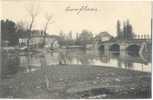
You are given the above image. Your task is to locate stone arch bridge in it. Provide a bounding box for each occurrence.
[95,39,151,55]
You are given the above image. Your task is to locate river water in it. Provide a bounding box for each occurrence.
[1,48,151,79]
[0,48,151,98]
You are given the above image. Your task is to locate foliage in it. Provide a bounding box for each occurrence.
[77,30,93,45]
[116,20,135,40]
[1,19,19,46]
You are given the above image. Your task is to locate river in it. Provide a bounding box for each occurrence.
[1,48,151,79]
[0,48,151,98]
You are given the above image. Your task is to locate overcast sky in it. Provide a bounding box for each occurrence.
[1,0,152,36]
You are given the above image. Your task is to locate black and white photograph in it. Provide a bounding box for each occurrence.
[0,0,152,99]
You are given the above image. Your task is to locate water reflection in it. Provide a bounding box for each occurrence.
[1,52,20,79]
[1,48,151,79]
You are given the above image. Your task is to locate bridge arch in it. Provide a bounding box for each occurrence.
[109,44,120,51]
[126,44,140,56]
[98,45,105,51]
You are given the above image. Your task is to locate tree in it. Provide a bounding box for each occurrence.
[43,13,54,46]
[126,20,134,40]
[75,32,79,40]
[26,4,39,31]
[78,30,93,45]
[26,3,39,49]
[43,14,54,36]
[123,21,127,40]
[79,30,93,41]
[68,31,73,40]
[117,20,123,39]
[16,21,29,38]
[59,30,65,40]
[1,19,19,46]
[25,3,39,73]
[16,21,27,32]
[123,20,134,40]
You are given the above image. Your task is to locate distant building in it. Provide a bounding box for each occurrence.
[19,31,64,49]
[18,30,43,48]
[19,38,28,47]
[94,32,113,42]
[29,36,43,48]
[45,35,62,49]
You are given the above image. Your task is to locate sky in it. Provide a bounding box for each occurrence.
[1,0,152,37]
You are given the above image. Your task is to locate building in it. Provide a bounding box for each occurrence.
[95,32,113,42]
[29,36,43,48]
[19,38,28,47]
[45,35,63,49]
[18,30,44,49]
[18,29,63,49]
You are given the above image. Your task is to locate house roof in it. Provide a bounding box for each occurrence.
[98,32,113,37]
[94,31,113,41]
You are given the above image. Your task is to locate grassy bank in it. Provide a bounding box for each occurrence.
[0,65,151,99]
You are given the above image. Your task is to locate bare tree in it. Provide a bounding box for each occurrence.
[59,30,65,39]
[26,5,39,31]
[68,31,73,40]
[44,14,54,35]
[26,4,39,72]
[40,13,55,89]
[43,13,54,46]
[26,3,40,48]
[16,21,29,32]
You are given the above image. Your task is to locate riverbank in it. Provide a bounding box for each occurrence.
[0,64,151,99]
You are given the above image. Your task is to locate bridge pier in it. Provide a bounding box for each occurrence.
[104,45,110,51]
[139,42,149,56]
[120,43,128,51]
[95,42,109,51]
[104,45,110,54]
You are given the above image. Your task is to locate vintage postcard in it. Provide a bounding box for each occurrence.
[0,0,152,99]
